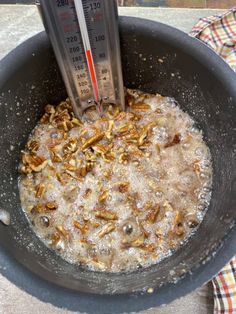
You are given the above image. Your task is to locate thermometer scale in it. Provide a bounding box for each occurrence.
[37,0,124,117]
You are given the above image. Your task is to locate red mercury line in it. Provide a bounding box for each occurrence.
[74,0,101,110]
[86,49,99,104]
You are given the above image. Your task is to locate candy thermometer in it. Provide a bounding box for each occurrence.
[37,0,124,117]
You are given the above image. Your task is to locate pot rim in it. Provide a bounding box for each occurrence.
[0,17,235,313]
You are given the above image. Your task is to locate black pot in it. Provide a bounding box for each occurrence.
[0,17,235,313]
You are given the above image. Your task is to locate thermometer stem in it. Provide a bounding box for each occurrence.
[74,0,101,109]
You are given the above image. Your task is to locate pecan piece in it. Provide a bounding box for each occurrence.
[105,120,114,140]
[140,243,156,253]
[31,204,45,214]
[172,211,185,236]
[63,138,78,154]
[56,225,69,238]
[45,104,55,114]
[165,133,181,148]
[23,153,48,172]
[114,182,130,193]
[130,103,151,112]
[35,184,46,198]
[82,132,104,151]
[45,202,58,210]
[98,222,115,238]
[122,234,145,247]
[92,143,109,155]
[98,189,109,203]
[27,140,39,153]
[95,209,118,221]
[73,221,89,235]
[51,151,63,163]
[146,205,160,223]
[83,188,92,199]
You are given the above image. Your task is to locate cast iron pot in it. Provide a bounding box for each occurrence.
[0,17,235,313]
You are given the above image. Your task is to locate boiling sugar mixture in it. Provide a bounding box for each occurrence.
[19,89,212,272]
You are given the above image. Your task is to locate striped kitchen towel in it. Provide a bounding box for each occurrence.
[191,8,236,314]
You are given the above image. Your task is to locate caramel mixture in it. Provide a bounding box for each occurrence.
[19,89,212,272]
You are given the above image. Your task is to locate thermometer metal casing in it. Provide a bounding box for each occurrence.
[37,0,124,117]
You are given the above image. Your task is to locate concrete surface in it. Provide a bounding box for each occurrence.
[0,5,223,314]
[0,6,225,60]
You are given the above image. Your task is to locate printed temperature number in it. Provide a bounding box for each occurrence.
[66,36,78,43]
[72,56,83,62]
[74,64,84,70]
[69,46,80,53]
[81,88,90,95]
[95,35,105,42]
[78,81,88,87]
[56,0,69,7]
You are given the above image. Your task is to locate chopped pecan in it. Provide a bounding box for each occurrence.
[92,143,109,155]
[45,104,55,114]
[56,225,69,238]
[140,243,156,253]
[114,111,126,121]
[98,189,109,203]
[103,170,112,179]
[51,151,63,163]
[73,221,88,235]
[63,138,78,154]
[22,153,48,172]
[122,234,145,248]
[103,152,115,162]
[83,188,92,199]
[50,232,61,245]
[165,133,181,148]
[27,140,39,153]
[118,153,129,164]
[172,211,185,236]
[20,165,32,174]
[146,205,160,223]
[126,94,135,107]
[105,120,114,140]
[31,204,45,214]
[72,117,83,127]
[56,172,66,185]
[155,229,164,239]
[86,220,100,228]
[116,123,133,135]
[193,161,201,175]
[95,209,118,221]
[138,123,155,146]
[114,182,130,193]
[40,113,49,124]
[98,222,115,238]
[35,184,46,198]
[46,202,58,210]
[156,143,161,153]
[82,132,104,151]
[130,103,151,112]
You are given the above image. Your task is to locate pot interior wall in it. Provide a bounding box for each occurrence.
[0,17,235,295]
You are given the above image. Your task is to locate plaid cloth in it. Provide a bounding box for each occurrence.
[191,7,236,72]
[191,8,236,314]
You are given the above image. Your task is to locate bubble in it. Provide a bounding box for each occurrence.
[195,147,204,157]
[200,159,211,169]
[189,127,199,134]
[50,132,59,139]
[182,142,191,150]
[203,187,211,193]
[156,191,163,198]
